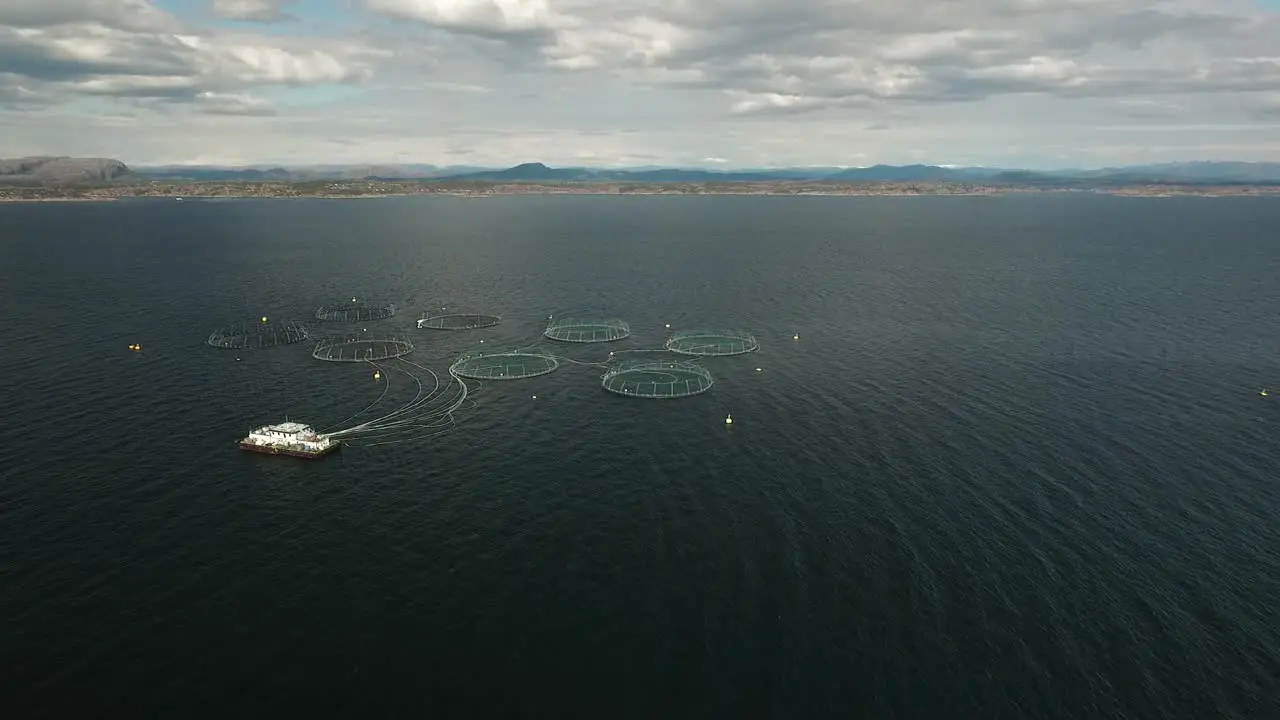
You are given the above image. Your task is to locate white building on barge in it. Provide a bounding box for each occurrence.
[239,421,339,459]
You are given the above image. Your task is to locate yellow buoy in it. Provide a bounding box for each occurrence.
[374,371,381,380]
[725,414,733,425]
[261,316,268,323]
[756,367,762,372]
[793,334,799,341]
[1262,389,1269,397]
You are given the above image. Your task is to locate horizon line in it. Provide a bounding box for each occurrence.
[119,158,1276,172]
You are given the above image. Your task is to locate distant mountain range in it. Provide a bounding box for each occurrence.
[6,157,1280,185]
[135,160,1280,185]
[434,162,790,183]
[131,163,489,181]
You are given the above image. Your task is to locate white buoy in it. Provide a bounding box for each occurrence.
[665,323,670,328]
[725,414,733,425]
[532,395,537,399]
[756,367,762,372]
[793,334,799,340]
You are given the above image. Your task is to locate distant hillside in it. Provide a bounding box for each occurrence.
[822,161,1280,184]
[20,157,1280,186]
[1062,162,1280,184]
[138,166,297,181]
[824,164,1003,182]
[135,163,487,181]
[985,162,1280,186]
[0,156,132,184]
[437,161,1029,183]
[436,162,800,182]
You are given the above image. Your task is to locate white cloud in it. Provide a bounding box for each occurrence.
[2,0,1280,167]
[364,0,566,35]
[0,0,178,32]
[0,4,383,104]
[210,1,297,24]
[194,91,275,115]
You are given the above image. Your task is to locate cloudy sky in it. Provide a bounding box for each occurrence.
[1,0,1278,169]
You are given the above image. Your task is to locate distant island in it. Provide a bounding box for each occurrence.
[3,158,1280,201]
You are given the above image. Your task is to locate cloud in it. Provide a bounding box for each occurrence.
[364,1,1280,111]
[210,1,298,24]
[3,0,1280,167]
[1254,94,1280,120]
[0,73,49,108]
[364,0,565,36]
[1115,98,1183,118]
[0,2,383,106]
[193,91,275,115]
[0,0,178,32]
[418,80,492,93]
[726,91,864,117]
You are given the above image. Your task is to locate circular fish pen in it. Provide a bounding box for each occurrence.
[601,359,713,399]
[206,320,310,350]
[449,348,559,380]
[544,317,631,343]
[665,329,759,356]
[314,300,397,323]
[312,334,414,362]
[417,313,502,330]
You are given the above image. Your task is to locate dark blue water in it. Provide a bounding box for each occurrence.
[3,195,1280,718]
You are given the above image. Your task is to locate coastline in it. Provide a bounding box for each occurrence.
[3,179,1279,202]
[0,196,120,202]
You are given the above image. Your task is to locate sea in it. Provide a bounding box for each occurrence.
[2,194,1279,718]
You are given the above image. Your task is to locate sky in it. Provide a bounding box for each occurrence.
[1,0,1278,169]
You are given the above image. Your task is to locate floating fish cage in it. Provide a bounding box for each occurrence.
[543,317,631,343]
[449,348,559,380]
[665,329,759,356]
[206,320,310,350]
[417,313,502,330]
[314,301,396,323]
[312,334,414,362]
[601,359,713,399]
